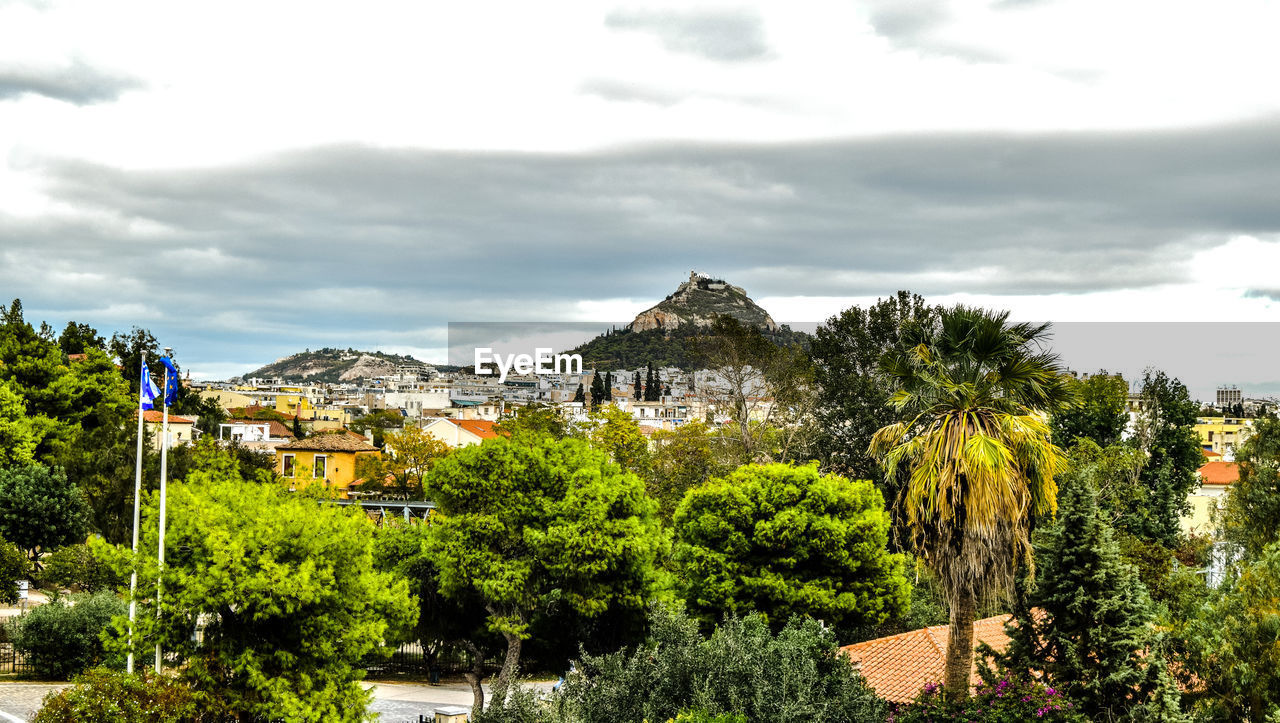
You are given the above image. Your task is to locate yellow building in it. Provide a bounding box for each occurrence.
[200,389,256,411]
[1194,417,1254,459]
[274,391,316,420]
[1181,461,1237,535]
[274,433,380,499]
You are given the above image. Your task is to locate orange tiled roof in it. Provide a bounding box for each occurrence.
[139,410,194,424]
[1199,461,1239,486]
[838,614,1014,703]
[453,419,499,440]
[1201,449,1222,460]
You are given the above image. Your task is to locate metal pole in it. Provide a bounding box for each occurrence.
[155,348,172,673]
[126,356,147,674]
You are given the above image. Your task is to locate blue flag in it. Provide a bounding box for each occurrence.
[159,356,179,406]
[140,361,161,411]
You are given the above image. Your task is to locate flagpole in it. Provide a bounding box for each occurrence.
[155,347,172,674]
[126,356,148,674]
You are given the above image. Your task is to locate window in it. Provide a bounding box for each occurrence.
[314,455,327,479]
[282,454,295,478]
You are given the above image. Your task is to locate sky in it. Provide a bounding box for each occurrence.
[2,0,1279,398]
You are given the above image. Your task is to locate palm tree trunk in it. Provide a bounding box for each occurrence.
[944,590,977,701]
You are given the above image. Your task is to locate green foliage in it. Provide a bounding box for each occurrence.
[0,378,40,467]
[673,463,909,632]
[1058,439,1146,531]
[120,475,415,722]
[108,326,158,395]
[648,420,725,520]
[588,403,652,476]
[34,667,202,723]
[1130,369,1203,546]
[0,463,90,559]
[809,290,939,481]
[891,677,1076,723]
[7,592,126,679]
[351,408,403,447]
[569,323,811,371]
[550,604,886,723]
[986,477,1159,720]
[497,403,576,440]
[0,536,30,604]
[1220,414,1280,558]
[1182,543,1280,721]
[425,435,666,692]
[1049,372,1129,448]
[39,540,127,593]
[672,711,748,723]
[57,321,104,356]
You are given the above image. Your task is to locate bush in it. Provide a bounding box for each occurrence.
[555,604,887,723]
[889,678,1076,723]
[39,541,126,593]
[672,711,748,723]
[0,536,29,604]
[34,667,202,722]
[8,592,126,679]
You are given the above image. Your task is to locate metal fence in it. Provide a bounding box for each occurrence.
[0,642,33,675]
[363,641,483,678]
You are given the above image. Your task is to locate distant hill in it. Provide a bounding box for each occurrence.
[242,348,431,383]
[567,272,808,370]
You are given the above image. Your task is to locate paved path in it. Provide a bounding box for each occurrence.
[0,679,555,721]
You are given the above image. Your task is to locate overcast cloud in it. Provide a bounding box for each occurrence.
[1,0,1279,393]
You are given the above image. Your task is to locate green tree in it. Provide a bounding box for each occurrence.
[0,536,29,604]
[648,420,723,520]
[1220,414,1280,558]
[354,425,451,498]
[1049,371,1129,448]
[424,435,665,697]
[574,383,586,404]
[673,463,909,632]
[1183,542,1280,721]
[0,464,91,563]
[633,371,642,401]
[350,408,402,447]
[809,290,938,480]
[590,370,606,410]
[40,540,127,593]
[121,475,415,722]
[0,378,40,468]
[604,371,613,401]
[107,326,159,396]
[58,321,104,355]
[588,403,652,476]
[495,403,574,440]
[869,306,1073,700]
[1130,370,1203,546]
[986,476,1159,719]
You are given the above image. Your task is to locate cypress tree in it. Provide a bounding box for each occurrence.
[589,372,605,411]
[573,383,585,404]
[633,371,642,401]
[988,475,1158,720]
[604,372,613,401]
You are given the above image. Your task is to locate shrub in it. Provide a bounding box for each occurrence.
[39,541,126,593]
[34,667,202,722]
[889,678,1076,723]
[672,711,748,723]
[0,535,29,604]
[556,604,887,723]
[7,592,126,679]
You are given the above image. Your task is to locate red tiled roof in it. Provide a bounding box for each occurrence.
[1199,461,1239,486]
[1201,449,1222,459]
[139,410,194,424]
[838,614,1014,703]
[453,419,499,440]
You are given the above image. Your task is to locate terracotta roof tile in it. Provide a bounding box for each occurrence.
[227,419,296,439]
[1199,461,1239,486]
[444,419,499,439]
[838,614,1013,703]
[277,433,378,452]
[138,410,194,424]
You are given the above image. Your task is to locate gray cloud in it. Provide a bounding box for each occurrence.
[865,0,1005,63]
[0,58,143,105]
[578,77,784,109]
[604,8,769,61]
[7,117,1280,374]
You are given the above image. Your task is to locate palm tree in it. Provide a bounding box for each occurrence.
[869,306,1074,700]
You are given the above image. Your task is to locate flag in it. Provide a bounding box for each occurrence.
[140,361,161,411]
[159,356,179,406]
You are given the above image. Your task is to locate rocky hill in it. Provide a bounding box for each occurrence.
[568,272,806,370]
[630,271,778,332]
[242,348,431,383]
